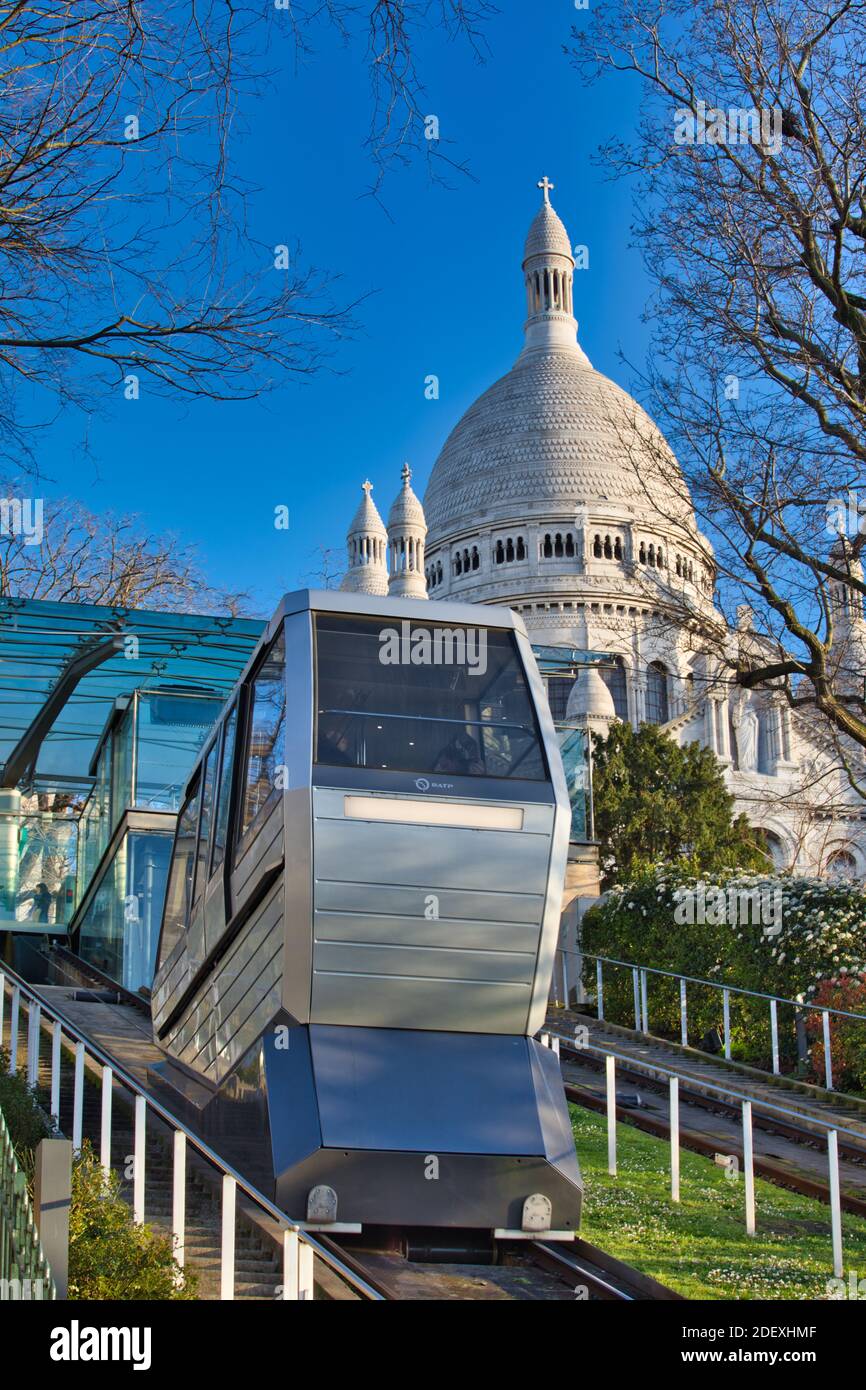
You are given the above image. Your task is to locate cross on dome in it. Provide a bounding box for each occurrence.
[537,175,555,205]
[362,479,373,496]
[401,462,412,486]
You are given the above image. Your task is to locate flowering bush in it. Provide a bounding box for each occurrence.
[805,975,866,1093]
[580,867,866,1083]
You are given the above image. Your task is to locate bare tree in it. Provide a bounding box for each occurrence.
[0,2,492,459]
[0,484,248,613]
[568,0,866,782]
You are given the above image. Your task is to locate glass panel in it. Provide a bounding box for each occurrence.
[193,743,218,903]
[241,631,286,835]
[158,778,201,967]
[134,691,223,813]
[78,828,173,993]
[111,703,135,826]
[314,614,547,780]
[0,810,78,926]
[211,705,238,873]
[556,725,589,842]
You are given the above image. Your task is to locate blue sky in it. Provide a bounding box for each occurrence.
[38,4,651,618]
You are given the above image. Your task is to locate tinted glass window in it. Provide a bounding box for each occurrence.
[158,776,200,966]
[211,705,238,872]
[193,743,217,903]
[314,614,547,780]
[241,630,286,835]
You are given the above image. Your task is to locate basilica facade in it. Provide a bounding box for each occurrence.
[340,180,866,881]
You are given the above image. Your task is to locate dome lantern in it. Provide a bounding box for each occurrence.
[522,176,588,358]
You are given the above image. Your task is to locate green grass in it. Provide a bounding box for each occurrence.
[571,1103,866,1299]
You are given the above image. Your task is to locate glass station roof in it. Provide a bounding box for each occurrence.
[0,597,266,783]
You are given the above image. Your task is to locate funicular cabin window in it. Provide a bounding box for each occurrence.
[159,774,201,966]
[313,613,547,780]
[194,742,218,903]
[241,630,287,837]
[211,705,238,872]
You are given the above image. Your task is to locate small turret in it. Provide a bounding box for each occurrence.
[387,463,428,599]
[340,480,389,596]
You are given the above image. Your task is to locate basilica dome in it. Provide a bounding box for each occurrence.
[423,180,696,547]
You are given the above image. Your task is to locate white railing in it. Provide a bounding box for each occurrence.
[553,947,866,1093]
[540,1025,857,1279]
[0,965,383,1303]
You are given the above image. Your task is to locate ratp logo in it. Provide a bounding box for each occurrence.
[415,777,430,791]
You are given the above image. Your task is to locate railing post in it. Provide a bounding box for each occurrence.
[679,977,687,1047]
[9,984,20,1073]
[50,1021,62,1127]
[596,959,604,1021]
[26,1000,41,1087]
[299,1240,314,1300]
[100,1067,113,1176]
[561,952,569,1009]
[670,1076,680,1203]
[606,1054,617,1177]
[632,967,640,1032]
[133,1095,146,1224]
[0,971,5,1052]
[640,969,649,1034]
[221,1174,236,1301]
[770,998,780,1075]
[828,1131,843,1279]
[742,1100,756,1236]
[823,1011,833,1091]
[72,1041,85,1152]
[723,989,731,1061]
[282,1227,300,1300]
[33,1137,72,1300]
[172,1130,186,1273]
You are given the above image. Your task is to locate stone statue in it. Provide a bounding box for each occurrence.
[732,693,759,772]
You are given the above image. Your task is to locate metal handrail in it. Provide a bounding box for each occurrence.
[567,948,866,1025]
[546,1024,866,1147]
[0,962,383,1301]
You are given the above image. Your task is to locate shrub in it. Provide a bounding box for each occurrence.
[581,868,866,1077]
[0,1046,53,1160]
[805,975,866,1093]
[68,1143,197,1301]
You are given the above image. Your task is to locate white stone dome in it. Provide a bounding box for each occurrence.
[424,346,695,540]
[566,667,617,722]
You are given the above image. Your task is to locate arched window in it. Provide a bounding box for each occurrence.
[454,553,462,576]
[648,543,656,566]
[506,537,515,562]
[543,533,553,558]
[437,561,443,585]
[614,537,623,560]
[554,533,564,557]
[639,542,647,564]
[656,547,664,568]
[495,540,504,564]
[516,537,526,560]
[471,546,480,570]
[762,830,789,873]
[603,535,613,559]
[565,534,575,557]
[827,850,857,881]
[600,656,629,721]
[645,661,669,723]
[593,535,602,559]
